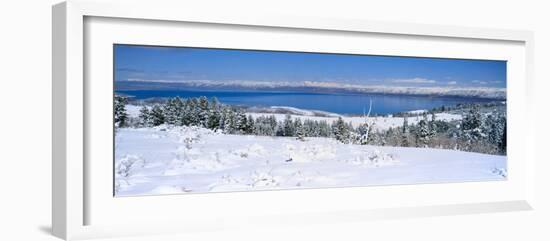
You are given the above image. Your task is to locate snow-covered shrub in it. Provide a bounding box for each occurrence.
[250,170,279,188]
[115,155,145,178]
[346,149,396,167]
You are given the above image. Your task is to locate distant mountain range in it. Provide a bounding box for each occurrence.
[115,79,506,100]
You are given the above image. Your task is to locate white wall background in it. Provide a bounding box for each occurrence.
[0,0,548,240]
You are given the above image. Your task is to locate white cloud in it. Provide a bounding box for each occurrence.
[447,81,457,85]
[391,78,437,84]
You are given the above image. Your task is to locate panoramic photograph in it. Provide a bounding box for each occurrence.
[113,44,507,197]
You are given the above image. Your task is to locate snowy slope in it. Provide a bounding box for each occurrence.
[115,126,506,196]
[265,106,342,117]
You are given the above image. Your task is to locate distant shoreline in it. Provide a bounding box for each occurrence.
[115,80,507,100]
[117,90,504,116]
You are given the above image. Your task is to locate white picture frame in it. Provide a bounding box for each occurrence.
[52,0,536,240]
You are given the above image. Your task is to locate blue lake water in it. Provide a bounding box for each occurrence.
[116,89,494,115]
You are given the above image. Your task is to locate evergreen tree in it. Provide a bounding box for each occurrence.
[318,120,331,137]
[428,112,437,145]
[283,114,295,137]
[295,119,305,141]
[371,131,385,146]
[332,117,350,143]
[181,98,199,126]
[252,115,278,136]
[415,112,431,147]
[275,122,285,136]
[180,99,192,126]
[138,106,152,127]
[357,123,371,145]
[149,104,165,126]
[245,115,255,134]
[268,115,278,135]
[188,98,201,126]
[303,119,317,137]
[234,110,248,134]
[114,95,129,128]
[460,105,484,150]
[198,96,210,127]
[484,113,506,154]
[207,97,221,130]
[500,122,507,154]
[430,112,438,134]
[221,106,236,134]
[163,97,184,125]
[385,127,401,146]
[401,116,409,147]
[253,116,274,136]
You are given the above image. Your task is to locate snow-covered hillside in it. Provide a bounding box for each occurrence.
[115,126,506,196]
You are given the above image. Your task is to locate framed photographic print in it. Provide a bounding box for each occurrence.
[113,45,508,196]
[52,0,535,240]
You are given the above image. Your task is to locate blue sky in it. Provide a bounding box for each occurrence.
[114,44,506,88]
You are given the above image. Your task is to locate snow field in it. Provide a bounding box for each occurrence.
[115,125,505,196]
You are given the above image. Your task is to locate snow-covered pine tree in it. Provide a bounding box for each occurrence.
[460,105,484,150]
[385,127,400,146]
[234,110,248,134]
[245,115,255,134]
[318,120,331,137]
[484,113,506,154]
[294,118,305,141]
[415,112,431,147]
[303,119,316,137]
[430,112,438,133]
[198,96,210,128]
[371,131,384,146]
[149,104,165,126]
[401,115,409,147]
[188,98,201,126]
[428,111,437,145]
[138,105,152,127]
[366,123,377,144]
[222,106,236,134]
[283,114,295,137]
[163,97,184,125]
[357,123,370,145]
[114,95,129,128]
[252,116,270,136]
[207,97,221,130]
[180,99,189,126]
[332,117,350,144]
[500,121,507,154]
[275,121,285,136]
[267,115,278,136]
[313,120,323,137]
[180,98,199,126]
